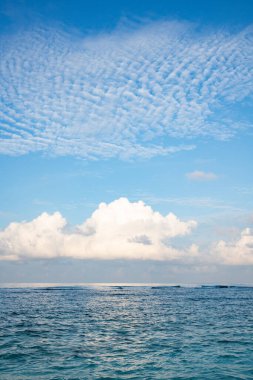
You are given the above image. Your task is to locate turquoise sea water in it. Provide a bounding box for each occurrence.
[0,284,253,379]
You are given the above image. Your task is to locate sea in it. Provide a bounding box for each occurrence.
[0,284,253,379]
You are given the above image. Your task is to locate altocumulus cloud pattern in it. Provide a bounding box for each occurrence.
[0,21,253,159]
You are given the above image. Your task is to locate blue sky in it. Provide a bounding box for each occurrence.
[0,0,253,283]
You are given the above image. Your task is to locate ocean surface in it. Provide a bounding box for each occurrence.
[0,284,253,379]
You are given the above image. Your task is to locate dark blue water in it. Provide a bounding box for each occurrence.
[0,284,253,379]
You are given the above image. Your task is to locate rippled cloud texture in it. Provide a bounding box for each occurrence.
[0,21,253,158]
[0,198,252,264]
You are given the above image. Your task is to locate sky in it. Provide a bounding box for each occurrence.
[0,0,253,283]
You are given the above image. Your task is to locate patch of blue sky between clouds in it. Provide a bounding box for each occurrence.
[0,20,253,159]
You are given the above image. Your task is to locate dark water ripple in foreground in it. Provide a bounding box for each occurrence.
[0,285,253,379]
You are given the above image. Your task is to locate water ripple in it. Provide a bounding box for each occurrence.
[0,286,253,379]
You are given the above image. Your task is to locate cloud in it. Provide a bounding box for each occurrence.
[186,171,218,181]
[0,21,253,159]
[214,227,253,265]
[137,194,240,211]
[1,197,252,265]
[0,198,197,261]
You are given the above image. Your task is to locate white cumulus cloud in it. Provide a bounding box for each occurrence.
[0,198,197,261]
[186,170,218,181]
[214,227,253,265]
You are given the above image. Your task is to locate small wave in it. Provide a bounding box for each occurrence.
[151,285,181,289]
